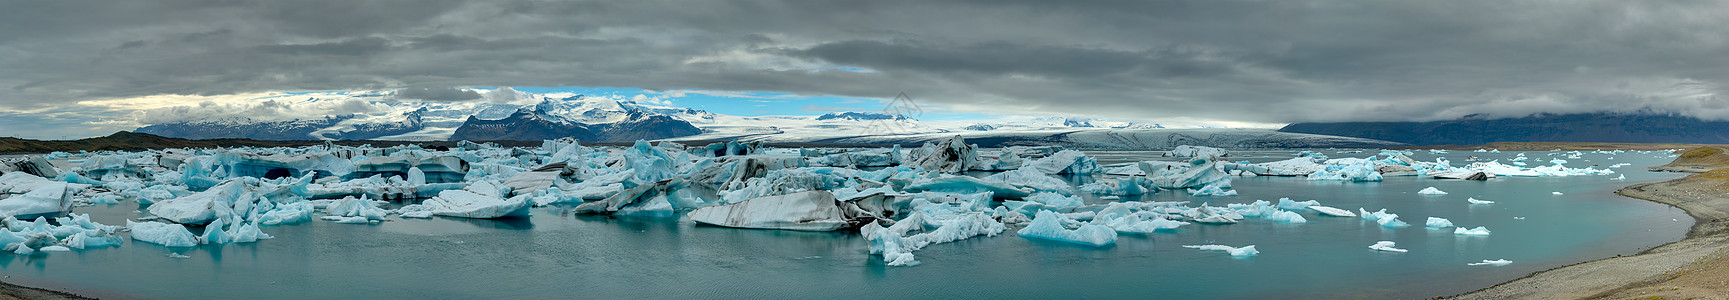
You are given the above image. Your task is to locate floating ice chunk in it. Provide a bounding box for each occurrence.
[1277,198,1319,210]
[1266,210,1307,223]
[1147,158,1232,189]
[1468,259,1512,266]
[1183,244,1258,257]
[166,253,191,259]
[320,216,372,224]
[1552,192,1564,195]
[1308,160,1382,182]
[39,245,69,252]
[199,218,232,244]
[1188,183,1237,196]
[126,220,198,247]
[63,231,124,249]
[1025,150,1101,175]
[1417,187,1448,195]
[1164,145,1228,159]
[1192,215,1239,224]
[983,167,1078,195]
[326,197,388,220]
[904,175,1033,199]
[147,180,253,225]
[1467,198,1494,205]
[688,191,856,231]
[1024,192,1084,208]
[1454,226,1492,236]
[1359,208,1409,228]
[1426,217,1455,228]
[1611,174,1626,180]
[227,221,271,243]
[1018,210,1116,247]
[421,190,532,219]
[1229,157,1323,176]
[0,182,71,218]
[258,201,315,225]
[1368,241,1407,252]
[1308,205,1355,217]
[911,135,979,174]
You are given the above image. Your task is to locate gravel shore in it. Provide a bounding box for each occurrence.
[0,281,92,300]
[1449,170,1729,300]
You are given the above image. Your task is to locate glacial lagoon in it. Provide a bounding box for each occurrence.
[0,149,1692,299]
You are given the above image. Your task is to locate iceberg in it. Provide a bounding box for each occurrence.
[1308,205,1355,217]
[1417,187,1447,195]
[420,190,532,219]
[1276,198,1319,210]
[862,212,1005,266]
[1552,192,1564,195]
[1308,160,1382,182]
[1265,210,1307,223]
[1147,158,1231,189]
[126,220,198,247]
[904,175,1032,199]
[1024,150,1102,175]
[910,136,979,174]
[1469,259,1512,266]
[1425,217,1455,228]
[1359,208,1409,228]
[1164,145,1228,159]
[1227,157,1324,176]
[1017,210,1116,247]
[326,197,389,220]
[688,191,858,231]
[1454,226,1492,236]
[1183,244,1258,257]
[1467,198,1494,205]
[1187,183,1236,196]
[1368,241,1407,252]
[0,181,71,218]
[258,201,315,225]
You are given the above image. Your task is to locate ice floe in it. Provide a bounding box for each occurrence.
[1368,241,1407,252]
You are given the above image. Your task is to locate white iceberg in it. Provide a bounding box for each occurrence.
[420,190,532,219]
[1425,217,1454,228]
[1467,198,1494,205]
[1265,210,1307,223]
[1552,192,1564,195]
[1469,259,1512,266]
[126,220,198,247]
[1183,244,1258,257]
[1308,205,1356,217]
[0,181,71,218]
[1369,241,1407,252]
[1018,210,1116,247]
[1454,226,1492,236]
[1417,187,1448,195]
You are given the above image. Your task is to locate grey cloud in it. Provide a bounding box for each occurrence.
[2,0,1728,139]
[395,86,483,102]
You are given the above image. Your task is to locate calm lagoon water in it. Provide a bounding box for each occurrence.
[0,150,1692,299]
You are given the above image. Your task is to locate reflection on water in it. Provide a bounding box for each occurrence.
[0,150,1696,299]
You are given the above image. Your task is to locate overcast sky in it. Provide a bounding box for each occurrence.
[2,0,1726,139]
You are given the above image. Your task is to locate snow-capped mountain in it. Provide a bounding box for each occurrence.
[127,91,1394,148]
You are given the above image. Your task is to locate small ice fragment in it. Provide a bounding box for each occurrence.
[1610,175,1626,181]
[1308,205,1355,217]
[1426,217,1454,229]
[1454,226,1492,236]
[39,246,70,252]
[1514,217,1526,220]
[166,253,191,259]
[1468,259,1512,266]
[1368,241,1407,253]
[1417,187,1447,195]
[1467,198,1494,205]
[1183,244,1259,257]
[320,216,373,224]
[1552,192,1564,195]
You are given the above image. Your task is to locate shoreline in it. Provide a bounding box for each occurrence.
[0,280,93,300]
[1449,173,1729,299]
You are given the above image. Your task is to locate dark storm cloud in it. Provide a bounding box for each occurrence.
[3,0,1728,138]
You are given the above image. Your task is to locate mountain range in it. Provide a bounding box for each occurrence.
[1279,113,1729,145]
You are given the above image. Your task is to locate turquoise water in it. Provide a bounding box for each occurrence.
[0,150,1692,299]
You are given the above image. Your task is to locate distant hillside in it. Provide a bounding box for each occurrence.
[1279,113,1729,145]
[0,132,544,154]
